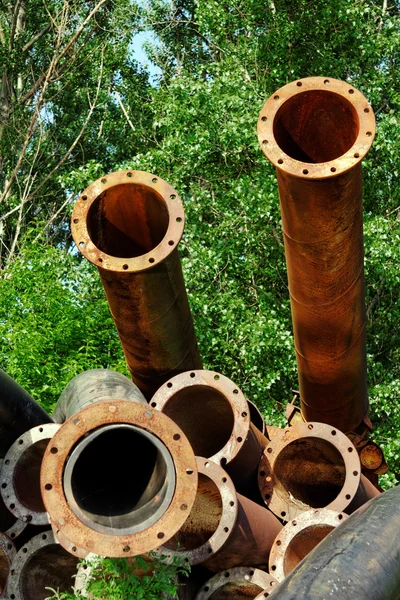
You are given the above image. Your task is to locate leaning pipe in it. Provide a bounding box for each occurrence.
[258,77,375,433]
[266,484,400,600]
[0,369,52,458]
[71,171,203,399]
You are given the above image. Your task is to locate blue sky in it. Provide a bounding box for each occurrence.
[130,31,162,84]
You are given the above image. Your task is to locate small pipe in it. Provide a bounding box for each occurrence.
[160,457,282,571]
[268,508,347,581]
[195,567,279,600]
[71,171,202,399]
[41,400,198,557]
[258,77,375,433]
[5,530,79,600]
[0,369,52,458]
[151,371,268,491]
[266,485,400,600]
[0,533,16,597]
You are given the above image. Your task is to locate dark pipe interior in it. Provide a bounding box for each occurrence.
[164,473,222,551]
[14,439,49,513]
[20,543,79,600]
[161,386,234,457]
[0,494,17,531]
[87,183,169,258]
[67,425,174,532]
[210,582,263,600]
[0,550,10,593]
[284,524,334,575]
[274,438,346,508]
[273,90,359,163]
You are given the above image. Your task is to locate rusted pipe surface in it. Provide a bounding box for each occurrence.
[246,400,266,436]
[258,77,375,433]
[71,171,202,399]
[195,567,279,600]
[345,472,380,514]
[268,508,347,581]
[258,423,361,521]
[160,457,281,571]
[151,371,268,489]
[6,530,79,600]
[1,424,60,526]
[0,533,16,596]
[41,400,197,557]
[52,369,146,423]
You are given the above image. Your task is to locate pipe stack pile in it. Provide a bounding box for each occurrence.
[0,77,397,600]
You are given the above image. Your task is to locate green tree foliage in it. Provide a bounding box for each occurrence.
[0,0,399,486]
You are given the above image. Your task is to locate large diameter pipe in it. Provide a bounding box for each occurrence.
[160,457,282,571]
[71,171,202,399]
[195,567,279,600]
[0,369,52,458]
[266,484,400,600]
[257,77,375,433]
[41,400,197,557]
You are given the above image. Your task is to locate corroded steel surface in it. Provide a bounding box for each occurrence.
[345,473,380,514]
[0,532,16,596]
[71,171,202,399]
[1,424,60,526]
[160,457,282,571]
[258,77,375,433]
[40,400,198,557]
[268,508,347,581]
[246,399,266,436]
[195,567,279,600]
[151,371,268,489]
[258,423,361,521]
[6,530,79,600]
[52,369,147,422]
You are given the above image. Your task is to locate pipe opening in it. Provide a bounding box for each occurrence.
[284,524,334,574]
[20,544,79,600]
[14,439,49,512]
[273,90,359,163]
[87,183,169,258]
[209,582,263,600]
[274,438,346,508]
[0,550,10,594]
[64,424,176,535]
[162,386,235,457]
[164,473,222,551]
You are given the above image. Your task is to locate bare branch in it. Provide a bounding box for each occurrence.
[22,22,51,52]
[115,91,135,132]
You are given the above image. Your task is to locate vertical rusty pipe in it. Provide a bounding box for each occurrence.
[258,77,375,432]
[71,171,202,399]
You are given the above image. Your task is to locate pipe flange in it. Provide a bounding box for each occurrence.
[71,170,184,273]
[158,457,238,565]
[1,424,60,526]
[269,508,347,581]
[257,76,376,180]
[150,370,250,468]
[258,423,361,521]
[40,400,198,557]
[4,519,26,542]
[195,567,279,600]
[51,525,89,559]
[0,532,16,594]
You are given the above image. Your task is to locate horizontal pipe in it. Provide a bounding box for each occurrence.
[160,457,282,571]
[41,400,197,557]
[266,485,400,600]
[71,171,202,399]
[195,567,279,600]
[0,369,52,458]
[258,77,375,433]
[151,371,268,491]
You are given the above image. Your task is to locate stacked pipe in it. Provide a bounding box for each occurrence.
[0,76,395,600]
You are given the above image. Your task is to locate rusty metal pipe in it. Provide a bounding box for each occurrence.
[195,567,279,600]
[41,400,197,557]
[0,369,52,458]
[258,77,375,433]
[151,371,268,491]
[266,484,400,600]
[160,457,282,571]
[71,171,202,399]
[0,533,16,597]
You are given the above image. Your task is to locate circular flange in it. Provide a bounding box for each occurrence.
[150,370,251,468]
[1,424,60,526]
[158,456,238,565]
[269,508,347,581]
[258,423,361,521]
[71,170,184,273]
[0,532,16,594]
[258,77,375,180]
[195,567,279,600]
[40,400,198,557]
